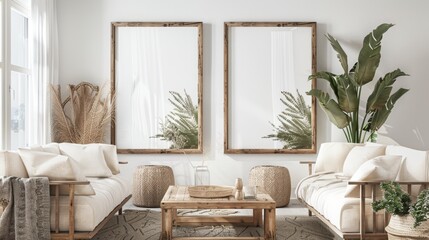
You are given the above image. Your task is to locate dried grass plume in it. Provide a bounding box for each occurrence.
[51,82,115,144]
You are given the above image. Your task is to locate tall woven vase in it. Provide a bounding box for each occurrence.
[386,215,429,239]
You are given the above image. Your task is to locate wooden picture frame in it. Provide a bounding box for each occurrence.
[111,22,203,154]
[224,22,317,154]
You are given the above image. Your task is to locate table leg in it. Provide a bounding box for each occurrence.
[173,209,177,225]
[253,209,262,227]
[264,208,276,240]
[161,208,173,240]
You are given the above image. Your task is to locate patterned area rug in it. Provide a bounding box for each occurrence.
[92,210,341,240]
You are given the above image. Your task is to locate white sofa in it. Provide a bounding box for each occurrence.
[296,142,429,240]
[0,143,132,239]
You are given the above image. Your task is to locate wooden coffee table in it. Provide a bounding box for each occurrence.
[160,185,276,240]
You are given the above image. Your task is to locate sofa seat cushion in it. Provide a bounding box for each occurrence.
[296,172,385,233]
[50,175,131,232]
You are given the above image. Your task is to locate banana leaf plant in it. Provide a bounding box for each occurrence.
[307,23,409,143]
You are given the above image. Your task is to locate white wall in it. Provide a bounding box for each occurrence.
[56,0,429,193]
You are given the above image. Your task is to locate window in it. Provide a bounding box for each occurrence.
[1,0,31,150]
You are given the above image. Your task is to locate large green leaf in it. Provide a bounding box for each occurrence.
[355,23,394,86]
[326,34,348,74]
[309,71,339,99]
[367,88,409,131]
[307,89,349,128]
[366,69,408,112]
[337,75,358,112]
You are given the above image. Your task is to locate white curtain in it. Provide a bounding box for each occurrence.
[29,0,58,145]
[271,31,294,148]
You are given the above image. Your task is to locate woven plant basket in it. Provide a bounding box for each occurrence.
[386,215,429,240]
[133,165,175,207]
[249,165,291,207]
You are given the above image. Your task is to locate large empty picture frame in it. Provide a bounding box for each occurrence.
[111,22,203,154]
[224,22,317,154]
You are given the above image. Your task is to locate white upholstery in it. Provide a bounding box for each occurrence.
[96,144,120,175]
[50,175,130,231]
[0,151,29,178]
[18,149,95,195]
[1,143,129,234]
[29,143,61,154]
[342,146,386,177]
[386,145,429,196]
[59,143,113,177]
[386,145,429,181]
[298,143,429,234]
[296,173,385,233]
[314,142,362,173]
[344,155,403,198]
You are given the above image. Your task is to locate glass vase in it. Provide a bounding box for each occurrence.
[194,166,210,186]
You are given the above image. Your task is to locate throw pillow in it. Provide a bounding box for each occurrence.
[92,144,120,175]
[342,146,386,177]
[18,149,95,195]
[59,143,113,177]
[0,151,29,178]
[314,142,362,173]
[344,155,403,198]
[29,143,61,155]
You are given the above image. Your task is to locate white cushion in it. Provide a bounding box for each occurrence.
[342,146,386,177]
[18,149,95,196]
[296,172,385,232]
[344,155,403,198]
[0,151,28,177]
[93,144,120,175]
[386,145,429,196]
[59,143,112,177]
[30,143,61,155]
[314,142,362,173]
[50,175,130,231]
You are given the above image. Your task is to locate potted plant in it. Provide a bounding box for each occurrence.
[307,24,409,143]
[372,182,429,239]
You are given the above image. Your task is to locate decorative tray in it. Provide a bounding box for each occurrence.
[188,185,234,198]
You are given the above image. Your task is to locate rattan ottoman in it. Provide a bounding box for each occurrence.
[249,165,291,207]
[133,165,175,207]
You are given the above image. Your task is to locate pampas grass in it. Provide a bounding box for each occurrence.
[50,82,115,144]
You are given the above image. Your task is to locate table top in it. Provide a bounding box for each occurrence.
[161,185,275,209]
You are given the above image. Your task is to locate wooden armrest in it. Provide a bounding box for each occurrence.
[299,160,315,164]
[300,161,315,175]
[118,160,128,164]
[348,181,429,185]
[49,180,90,186]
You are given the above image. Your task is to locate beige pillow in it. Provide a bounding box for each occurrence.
[59,143,112,177]
[0,151,29,177]
[314,142,362,173]
[18,149,95,196]
[344,155,403,198]
[92,144,120,175]
[342,146,386,177]
[29,143,61,155]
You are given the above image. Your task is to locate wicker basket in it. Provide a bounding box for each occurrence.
[133,165,175,207]
[386,215,429,239]
[249,165,291,207]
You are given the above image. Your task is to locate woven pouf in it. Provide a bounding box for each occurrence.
[133,165,175,207]
[249,165,291,207]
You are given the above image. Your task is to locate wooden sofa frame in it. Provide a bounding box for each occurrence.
[49,181,131,240]
[300,161,429,240]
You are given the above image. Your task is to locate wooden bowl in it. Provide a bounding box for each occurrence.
[188,185,234,198]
